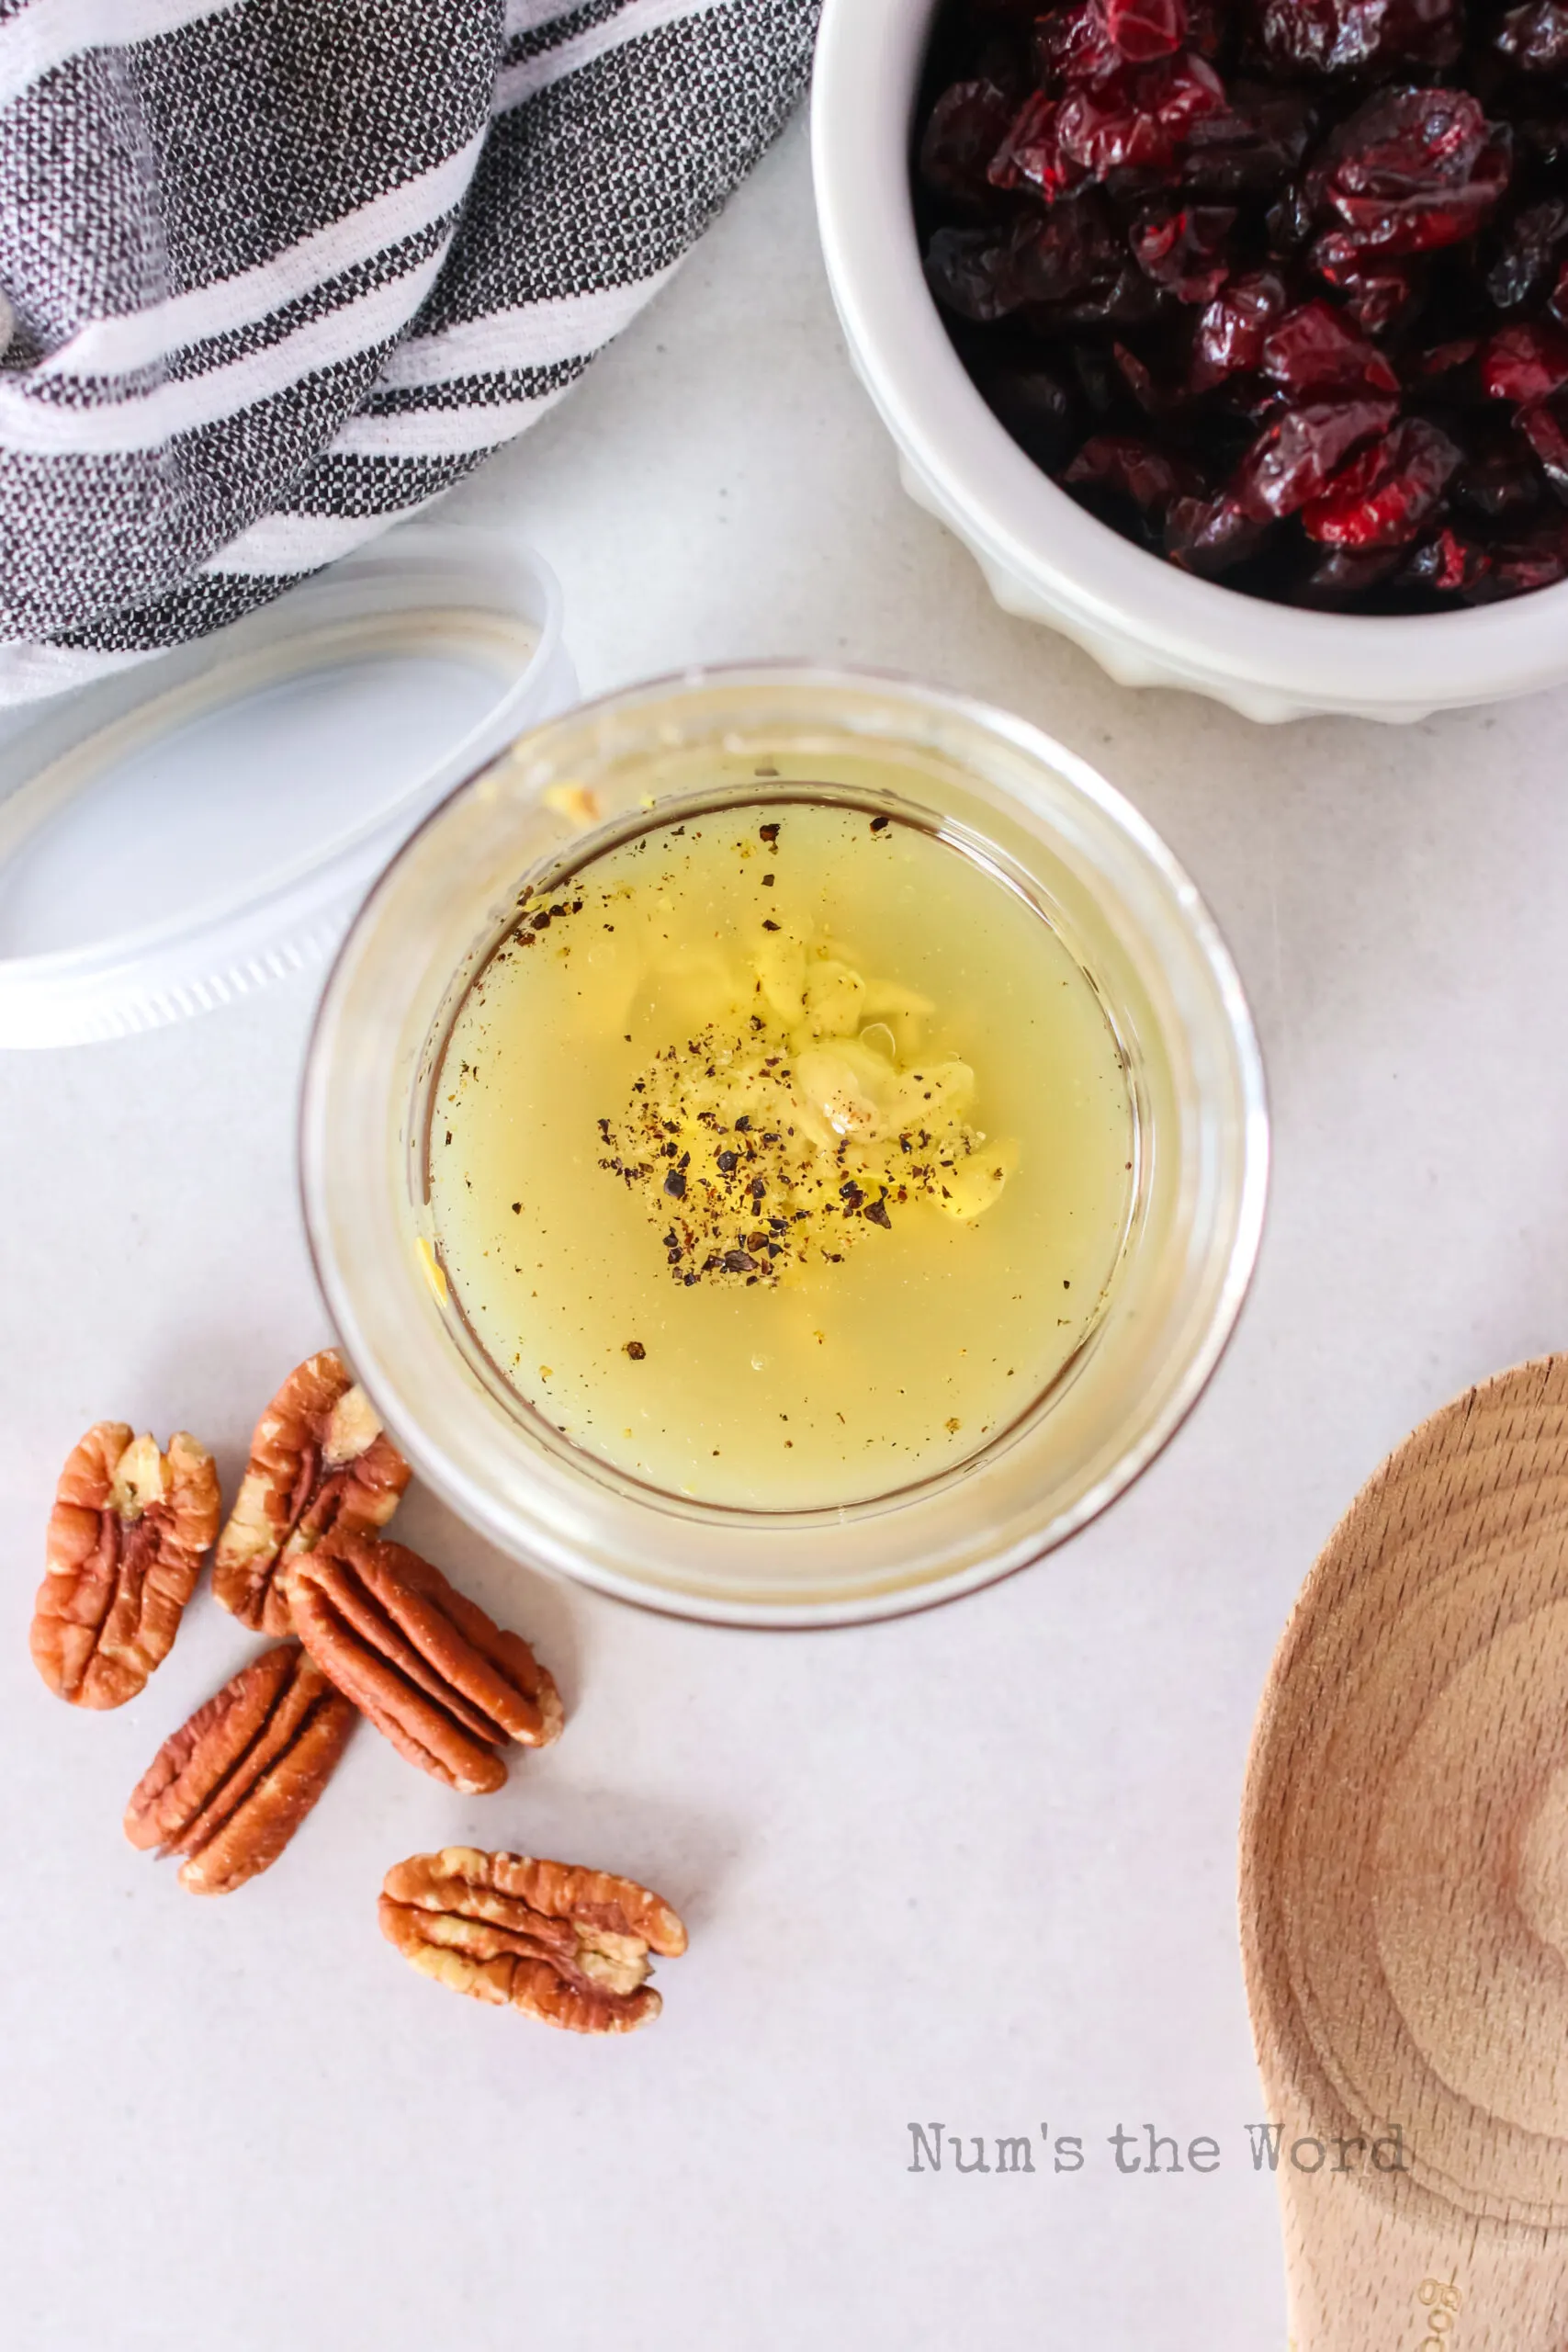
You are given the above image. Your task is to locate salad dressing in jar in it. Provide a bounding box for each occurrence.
[427,796,1134,1510]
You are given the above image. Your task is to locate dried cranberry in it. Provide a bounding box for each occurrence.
[1406,337,1479,380]
[1182,84,1319,198]
[1478,516,1568,594]
[1268,180,1317,253]
[1495,3,1568,74]
[977,362,1077,466]
[1297,545,1405,601]
[1105,0,1190,64]
[1517,395,1568,495]
[1230,394,1400,517]
[1373,0,1466,71]
[1256,0,1462,79]
[1033,4,1110,81]
[1301,416,1462,544]
[925,228,1015,322]
[1260,300,1401,394]
[1401,525,1490,592]
[1190,269,1291,387]
[1453,433,1545,519]
[1034,1,1122,86]
[1130,198,1237,300]
[1310,239,1422,332]
[1010,195,1128,302]
[1113,339,1171,413]
[919,81,1020,209]
[1184,0,1228,59]
[1051,50,1232,185]
[1166,489,1269,572]
[1484,197,1568,311]
[1479,320,1568,401]
[1072,342,1122,415]
[926,196,1132,320]
[1514,102,1568,168]
[1064,432,1198,512]
[1256,0,1382,76]
[1141,47,1234,135]
[990,92,1082,198]
[1055,260,1168,326]
[1308,88,1510,258]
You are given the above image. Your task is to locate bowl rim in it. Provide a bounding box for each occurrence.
[811,0,1568,713]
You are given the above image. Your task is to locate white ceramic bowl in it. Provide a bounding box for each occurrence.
[812,0,1568,725]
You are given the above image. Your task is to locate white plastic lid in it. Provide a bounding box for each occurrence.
[0,523,575,1047]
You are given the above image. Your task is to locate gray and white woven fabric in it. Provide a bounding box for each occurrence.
[0,0,818,703]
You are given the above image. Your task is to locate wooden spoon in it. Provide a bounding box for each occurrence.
[1241,1358,1568,2350]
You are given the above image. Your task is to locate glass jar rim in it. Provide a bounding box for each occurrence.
[300,661,1269,1626]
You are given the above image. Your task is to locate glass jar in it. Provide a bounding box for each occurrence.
[300,665,1267,1625]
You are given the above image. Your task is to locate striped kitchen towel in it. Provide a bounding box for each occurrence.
[0,0,819,702]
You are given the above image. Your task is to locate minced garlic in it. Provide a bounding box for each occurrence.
[598,922,1019,1287]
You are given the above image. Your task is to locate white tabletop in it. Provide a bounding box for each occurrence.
[5,114,1568,2350]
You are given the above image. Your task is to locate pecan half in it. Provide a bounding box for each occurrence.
[124,1644,355,1894]
[286,1533,563,1793]
[379,1848,686,2033]
[31,1424,220,1708]
[213,1350,410,1634]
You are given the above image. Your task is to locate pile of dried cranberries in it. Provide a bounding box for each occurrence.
[916,0,1568,609]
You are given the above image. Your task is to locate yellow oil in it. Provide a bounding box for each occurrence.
[429,797,1134,1510]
